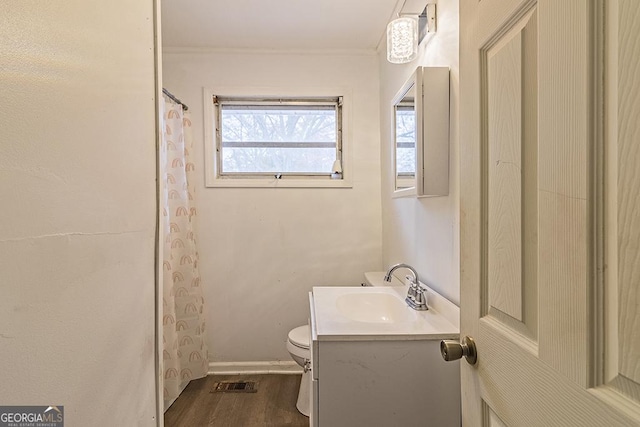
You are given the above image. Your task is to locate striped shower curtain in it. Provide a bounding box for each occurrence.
[161,98,208,411]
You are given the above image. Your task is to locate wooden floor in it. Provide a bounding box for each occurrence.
[164,374,310,427]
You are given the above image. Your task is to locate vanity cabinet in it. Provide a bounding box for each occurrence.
[308,289,461,427]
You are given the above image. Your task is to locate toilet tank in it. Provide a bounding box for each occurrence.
[362,271,404,287]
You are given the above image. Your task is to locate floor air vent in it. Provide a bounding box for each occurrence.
[211,381,258,393]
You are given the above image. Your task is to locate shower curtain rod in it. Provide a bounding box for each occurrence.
[162,88,189,111]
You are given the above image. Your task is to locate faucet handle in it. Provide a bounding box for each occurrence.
[405,274,422,303]
[405,288,428,310]
[414,288,427,307]
[407,283,417,301]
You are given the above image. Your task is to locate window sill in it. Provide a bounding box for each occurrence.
[205,177,353,189]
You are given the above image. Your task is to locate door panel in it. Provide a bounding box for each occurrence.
[487,25,524,322]
[460,0,640,424]
[484,7,538,341]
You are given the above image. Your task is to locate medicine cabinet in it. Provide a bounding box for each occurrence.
[392,67,450,197]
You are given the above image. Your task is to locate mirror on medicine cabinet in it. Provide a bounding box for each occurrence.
[392,66,450,198]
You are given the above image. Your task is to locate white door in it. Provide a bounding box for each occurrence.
[459,0,640,425]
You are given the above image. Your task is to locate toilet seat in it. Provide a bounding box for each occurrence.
[288,325,310,349]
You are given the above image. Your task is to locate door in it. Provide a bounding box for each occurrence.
[459,0,640,425]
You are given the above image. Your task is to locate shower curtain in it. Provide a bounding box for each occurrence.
[161,98,208,411]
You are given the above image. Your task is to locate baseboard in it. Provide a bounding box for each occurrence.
[208,361,302,375]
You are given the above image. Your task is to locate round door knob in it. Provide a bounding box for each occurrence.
[440,336,477,365]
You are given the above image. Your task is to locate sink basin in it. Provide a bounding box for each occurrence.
[311,286,460,339]
[335,292,416,323]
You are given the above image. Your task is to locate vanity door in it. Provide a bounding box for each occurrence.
[460,0,640,425]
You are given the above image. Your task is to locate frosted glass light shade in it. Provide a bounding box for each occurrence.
[387,17,418,64]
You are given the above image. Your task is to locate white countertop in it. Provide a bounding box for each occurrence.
[310,286,460,341]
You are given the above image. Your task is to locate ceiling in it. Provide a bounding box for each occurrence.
[161,0,401,51]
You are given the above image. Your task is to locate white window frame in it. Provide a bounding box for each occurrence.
[204,87,353,188]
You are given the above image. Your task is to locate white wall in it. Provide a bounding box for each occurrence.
[379,0,460,304]
[162,51,383,363]
[1,2,158,425]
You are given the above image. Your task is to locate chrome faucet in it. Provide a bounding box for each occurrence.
[384,263,428,311]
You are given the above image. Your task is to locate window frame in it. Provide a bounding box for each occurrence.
[204,88,352,189]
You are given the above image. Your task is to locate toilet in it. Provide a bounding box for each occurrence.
[286,325,311,416]
[286,272,403,416]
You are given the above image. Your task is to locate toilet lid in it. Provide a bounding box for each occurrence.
[288,325,310,349]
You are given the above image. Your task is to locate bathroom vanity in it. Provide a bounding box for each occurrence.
[308,286,461,427]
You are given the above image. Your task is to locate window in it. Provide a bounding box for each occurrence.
[207,94,348,188]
